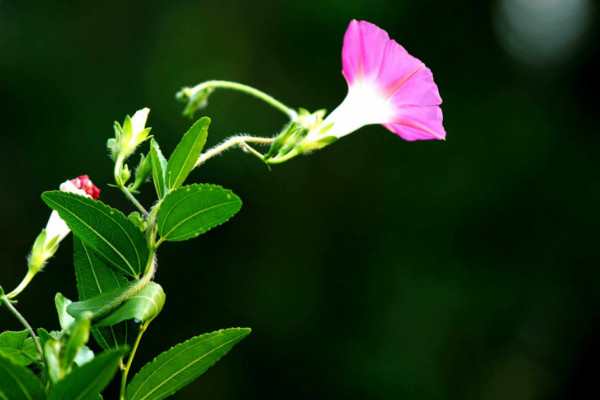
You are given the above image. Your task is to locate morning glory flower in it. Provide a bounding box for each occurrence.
[29,175,100,272]
[304,20,445,148]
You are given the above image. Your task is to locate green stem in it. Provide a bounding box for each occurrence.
[1,294,44,364]
[120,186,148,216]
[114,154,149,216]
[195,136,274,167]
[119,320,150,400]
[180,80,298,120]
[7,270,36,300]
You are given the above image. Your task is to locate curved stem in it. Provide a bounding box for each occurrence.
[195,136,274,167]
[181,80,298,121]
[120,186,148,216]
[119,320,151,400]
[7,270,36,300]
[114,154,149,216]
[1,294,44,364]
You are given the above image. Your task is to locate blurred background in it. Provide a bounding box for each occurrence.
[0,0,599,398]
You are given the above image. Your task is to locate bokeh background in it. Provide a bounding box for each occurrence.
[1,0,599,398]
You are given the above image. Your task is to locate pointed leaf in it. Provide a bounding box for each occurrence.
[42,191,149,278]
[48,347,128,400]
[74,238,138,351]
[165,117,210,190]
[157,184,242,242]
[150,139,168,199]
[0,331,40,366]
[0,354,45,400]
[96,282,165,327]
[126,328,250,400]
[67,282,138,320]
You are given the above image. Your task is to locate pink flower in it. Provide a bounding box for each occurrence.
[46,175,100,244]
[307,20,445,144]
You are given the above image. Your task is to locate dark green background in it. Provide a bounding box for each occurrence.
[1,1,599,399]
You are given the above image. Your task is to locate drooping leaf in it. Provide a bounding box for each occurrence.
[42,191,149,278]
[0,330,39,366]
[157,184,242,242]
[96,282,165,327]
[48,347,128,400]
[0,353,45,400]
[126,328,251,400]
[67,282,138,321]
[165,117,210,190]
[150,139,168,199]
[74,238,138,352]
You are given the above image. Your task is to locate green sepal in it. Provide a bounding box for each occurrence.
[129,153,153,192]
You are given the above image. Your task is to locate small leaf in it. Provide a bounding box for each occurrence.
[56,293,75,330]
[150,139,168,199]
[48,347,128,400]
[74,238,138,352]
[126,328,250,400]
[157,184,242,242]
[165,117,210,190]
[0,353,45,400]
[0,330,39,366]
[96,282,165,327]
[42,191,149,278]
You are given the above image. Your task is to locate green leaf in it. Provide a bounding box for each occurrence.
[165,117,210,190]
[150,139,168,199]
[0,354,45,400]
[42,191,149,278]
[74,238,138,352]
[48,347,127,400]
[56,293,75,330]
[157,184,242,242]
[126,328,250,400]
[96,282,165,327]
[67,282,138,321]
[0,331,39,366]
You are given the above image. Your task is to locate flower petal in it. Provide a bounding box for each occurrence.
[387,65,442,107]
[342,20,390,85]
[384,105,445,141]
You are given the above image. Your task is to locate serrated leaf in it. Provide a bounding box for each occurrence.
[126,328,250,400]
[96,282,165,327]
[42,191,149,278]
[165,117,210,190]
[0,331,40,366]
[0,353,45,400]
[150,139,168,199]
[48,347,127,400]
[74,238,138,352]
[157,184,242,242]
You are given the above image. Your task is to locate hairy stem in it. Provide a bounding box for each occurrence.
[195,136,274,167]
[6,270,36,300]
[181,80,298,120]
[119,320,150,400]
[1,294,44,364]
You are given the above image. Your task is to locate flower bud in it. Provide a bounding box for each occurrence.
[28,176,100,273]
[109,108,152,161]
